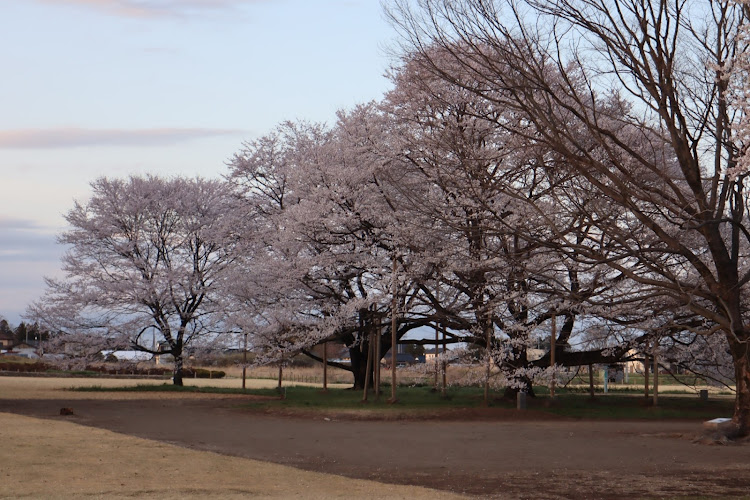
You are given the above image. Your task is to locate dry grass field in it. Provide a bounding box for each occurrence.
[0,373,350,400]
[0,376,463,499]
[0,412,466,499]
[2,376,750,499]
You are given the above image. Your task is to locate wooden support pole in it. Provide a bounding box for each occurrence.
[242,333,248,390]
[644,352,650,399]
[362,331,373,402]
[588,364,594,399]
[323,341,328,392]
[484,307,492,406]
[375,321,381,399]
[550,314,556,399]
[441,328,447,397]
[434,320,440,390]
[653,342,659,407]
[390,257,398,403]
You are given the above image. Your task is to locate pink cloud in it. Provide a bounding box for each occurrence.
[0,128,243,149]
[35,0,266,18]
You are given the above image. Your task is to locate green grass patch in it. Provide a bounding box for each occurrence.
[243,386,734,420]
[249,385,498,410]
[71,384,254,395]
[530,393,734,420]
[47,369,102,377]
[69,383,735,420]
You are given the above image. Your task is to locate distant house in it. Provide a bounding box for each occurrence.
[424,348,440,364]
[0,331,15,349]
[316,343,351,364]
[382,352,416,368]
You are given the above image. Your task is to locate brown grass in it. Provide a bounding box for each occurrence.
[0,411,465,499]
[0,376,465,499]
[237,364,439,387]
[0,375,351,400]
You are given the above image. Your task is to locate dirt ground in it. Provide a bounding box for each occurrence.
[2,377,750,499]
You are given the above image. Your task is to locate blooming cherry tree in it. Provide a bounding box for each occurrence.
[28,175,239,385]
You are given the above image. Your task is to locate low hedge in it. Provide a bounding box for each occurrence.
[183,368,226,379]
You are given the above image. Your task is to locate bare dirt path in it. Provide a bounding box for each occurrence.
[2,396,749,499]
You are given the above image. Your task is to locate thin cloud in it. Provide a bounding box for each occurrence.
[35,0,267,19]
[0,218,61,263]
[0,128,243,149]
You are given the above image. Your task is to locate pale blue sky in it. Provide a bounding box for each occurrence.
[0,0,398,325]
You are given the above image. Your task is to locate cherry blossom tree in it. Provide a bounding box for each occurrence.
[388,0,750,434]
[226,119,389,388]
[381,49,649,396]
[226,113,446,389]
[28,175,239,385]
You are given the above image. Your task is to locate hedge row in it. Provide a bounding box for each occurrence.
[0,361,224,379]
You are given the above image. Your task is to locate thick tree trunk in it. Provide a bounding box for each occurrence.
[501,343,535,399]
[728,333,750,437]
[349,344,372,390]
[173,352,184,386]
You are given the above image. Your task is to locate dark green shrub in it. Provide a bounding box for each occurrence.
[183,368,226,379]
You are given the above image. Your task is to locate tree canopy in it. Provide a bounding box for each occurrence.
[27,0,750,436]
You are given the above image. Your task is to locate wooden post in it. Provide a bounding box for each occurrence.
[550,314,556,399]
[322,341,328,392]
[375,316,381,399]
[441,324,447,397]
[484,307,492,406]
[242,333,248,390]
[653,342,659,407]
[588,364,595,398]
[390,257,398,403]
[434,320,440,390]
[362,331,373,402]
[644,352,650,399]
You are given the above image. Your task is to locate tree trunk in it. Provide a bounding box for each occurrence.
[728,333,750,437]
[502,378,535,399]
[349,344,373,390]
[502,344,534,398]
[173,352,184,386]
